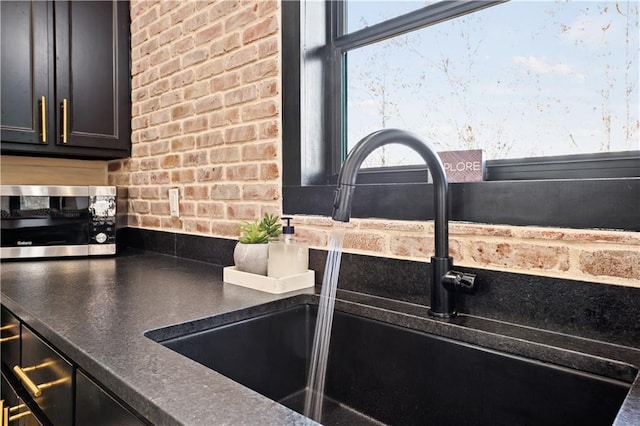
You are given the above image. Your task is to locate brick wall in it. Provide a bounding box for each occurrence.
[110,0,281,237]
[109,0,640,288]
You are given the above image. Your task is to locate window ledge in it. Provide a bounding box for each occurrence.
[283,177,640,231]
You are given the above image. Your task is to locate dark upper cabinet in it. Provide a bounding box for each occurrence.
[0,1,52,146]
[0,0,131,159]
[55,1,130,153]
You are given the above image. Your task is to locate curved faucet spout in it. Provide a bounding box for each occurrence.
[331,128,474,318]
[332,128,449,258]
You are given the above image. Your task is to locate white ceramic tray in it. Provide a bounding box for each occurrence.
[223,266,315,294]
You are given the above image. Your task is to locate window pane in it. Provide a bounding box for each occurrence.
[345,0,639,167]
[346,0,436,33]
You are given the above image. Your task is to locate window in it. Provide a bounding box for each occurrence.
[343,0,639,168]
[282,0,640,230]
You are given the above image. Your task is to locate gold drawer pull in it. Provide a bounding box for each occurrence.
[36,377,68,392]
[8,410,32,422]
[12,365,42,398]
[0,324,18,342]
[1,404,32,426]
[12,362,68,399]
[8,403,26,414]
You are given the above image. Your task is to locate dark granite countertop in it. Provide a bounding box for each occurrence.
[1,250,317,425]
[1,250,639,425]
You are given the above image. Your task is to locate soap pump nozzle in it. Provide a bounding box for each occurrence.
[282,217,294,242]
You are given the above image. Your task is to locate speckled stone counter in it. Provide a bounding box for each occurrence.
[1,250,317,425]
[1,250,639,425]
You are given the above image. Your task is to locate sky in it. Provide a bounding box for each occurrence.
[343,0,639,165]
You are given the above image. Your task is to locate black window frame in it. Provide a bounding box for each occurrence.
[282,0,640,231]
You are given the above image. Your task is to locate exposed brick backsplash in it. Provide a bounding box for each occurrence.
[297,218,640,287]
[110,1,639,289]
[111,0,282,228]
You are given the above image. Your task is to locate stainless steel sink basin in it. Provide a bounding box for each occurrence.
[146,302,632,425]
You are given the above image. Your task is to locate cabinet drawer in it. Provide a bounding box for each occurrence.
[76,369,145,426]
[20,326,72,426]
[1,306,20,368]
[1,372,43,426]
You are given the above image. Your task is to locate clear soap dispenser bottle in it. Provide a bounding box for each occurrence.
[267,217,309,278]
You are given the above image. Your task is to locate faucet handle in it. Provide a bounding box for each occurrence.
[442,270,476,293]
[332,185,355,222]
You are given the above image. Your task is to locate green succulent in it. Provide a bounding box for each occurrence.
[238,213,282,244]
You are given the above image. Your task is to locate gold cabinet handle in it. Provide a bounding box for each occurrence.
[0,324,18,343]
[61,98,68,143]
[12,362,68,399]
[34,377,68,393]
[40,96,47,143]
[1,403,32,426]
[12,365,42,398]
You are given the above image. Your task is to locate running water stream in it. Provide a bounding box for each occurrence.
[303,223,347,422]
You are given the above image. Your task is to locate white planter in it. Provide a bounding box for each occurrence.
[233,243,269,276]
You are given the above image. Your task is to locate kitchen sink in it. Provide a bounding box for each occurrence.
[147,302,632,425]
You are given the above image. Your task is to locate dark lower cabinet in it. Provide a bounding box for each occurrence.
[76,370,144,426]
[1,375,21,415]
[1,306,146,425]
[2,307,47,425]
[0,0,130,159]
[21,326,73,426]
[1,371,45,426]
[1,306,20,369]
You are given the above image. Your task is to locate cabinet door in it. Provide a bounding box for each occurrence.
[1,306,20,369]
[76,369,145,426]
[54,0,130,154]
[0,1,54,147]
[1,373,44,426]
[21,326,73,426]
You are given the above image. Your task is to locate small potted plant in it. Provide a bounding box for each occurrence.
[233,213,281,275]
